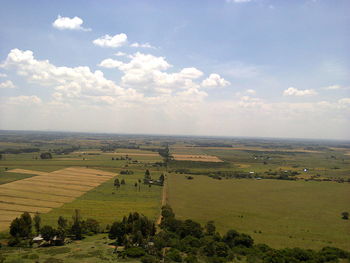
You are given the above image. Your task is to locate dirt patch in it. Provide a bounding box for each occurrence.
[172,154,223,162]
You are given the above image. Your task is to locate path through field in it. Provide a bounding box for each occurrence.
[156,175,168,225]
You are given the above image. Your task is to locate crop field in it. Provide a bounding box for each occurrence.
[167,174,350,250]
[40,171,163,228]
[172,154,223,162]
[0,167,116,231]
[170,145,350,179]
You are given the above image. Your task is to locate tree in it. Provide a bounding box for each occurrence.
[21,212,32,236]
[85,218,100,234]
[121,178,126,185]
[40,152,52,159]
[33,213,41,234]
[205,221,216,236]
[159,174,165,185]
[114,178,120,189]
[9,218,22,238]
[109,221,125,244]
[71,209,83,240]
[41,225,55,242]
[341,211,349,220]
[145,169,151,179]
[58,216,68,231]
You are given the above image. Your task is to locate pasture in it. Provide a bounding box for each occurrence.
[40,171,162,228]
[167,174,350,250]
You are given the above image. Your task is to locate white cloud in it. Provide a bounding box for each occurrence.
[52,15,91,31]
[98,52,207,96]
[8,95,42,105]
[246,89,256,95]
[283,87,317,96]
[0,73,7,78]
[2,49,142,104]
[93,33,128,48]
[114,52,127,57]
[201,74,230,88]
[98,58,123,69]
[130,42,155,49]
[0,80,16,89]
[338,98,350,106]
[323,85,342,90]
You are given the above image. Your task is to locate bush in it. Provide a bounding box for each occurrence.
[125,247,146,258]
[166,248,182,262]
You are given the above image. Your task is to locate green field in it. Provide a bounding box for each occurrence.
[167,174,350,250]
[0,234,140,263]
[1,132,349,256]
[40,172,162,228]
[0,171,38,185]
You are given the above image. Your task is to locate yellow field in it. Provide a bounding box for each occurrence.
[0,167,116,230]
[172,154,223,162]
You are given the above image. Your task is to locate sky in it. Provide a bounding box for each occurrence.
[0,0,349,140]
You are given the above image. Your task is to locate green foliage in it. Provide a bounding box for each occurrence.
[166,248,182,262]
[41,225,55,241]
[125,247,146,258]
[9,212,32,239]
[341,211,349,220]
[40,152,52,159]
[33,212,41,234]
[141,254,158,263]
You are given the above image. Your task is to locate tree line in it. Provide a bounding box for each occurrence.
[6,207,350,263]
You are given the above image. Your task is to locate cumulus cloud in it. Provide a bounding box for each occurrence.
[0,80,16,89]
[283,87,317,96]
[115,52,128,57]
[98,52,207,96]
[130,42,155,49]
[52,15,91,31]
[93,33,128,48]
[1,49,142,104]
[201,74,230,88]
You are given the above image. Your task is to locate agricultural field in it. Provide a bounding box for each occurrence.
[167,174,350,250]
[40,171,163,228]
[0,167,116,231]
[0,130,349,256]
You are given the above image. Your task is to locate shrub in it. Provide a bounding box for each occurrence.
[166,248,182,262]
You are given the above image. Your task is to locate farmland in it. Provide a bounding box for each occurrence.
[167,174,350,250]
[0,130,349,261]
[0,167,116,230]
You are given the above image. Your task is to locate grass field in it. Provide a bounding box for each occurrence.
[0,234,141,263]
[40,172,163,228]
[0,133,349,255]
[0,171,39,185]
[167,174,350,250]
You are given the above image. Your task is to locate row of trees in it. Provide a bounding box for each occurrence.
[7,207,350,262]
[106,206,349,263]
[9,210,100,247]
